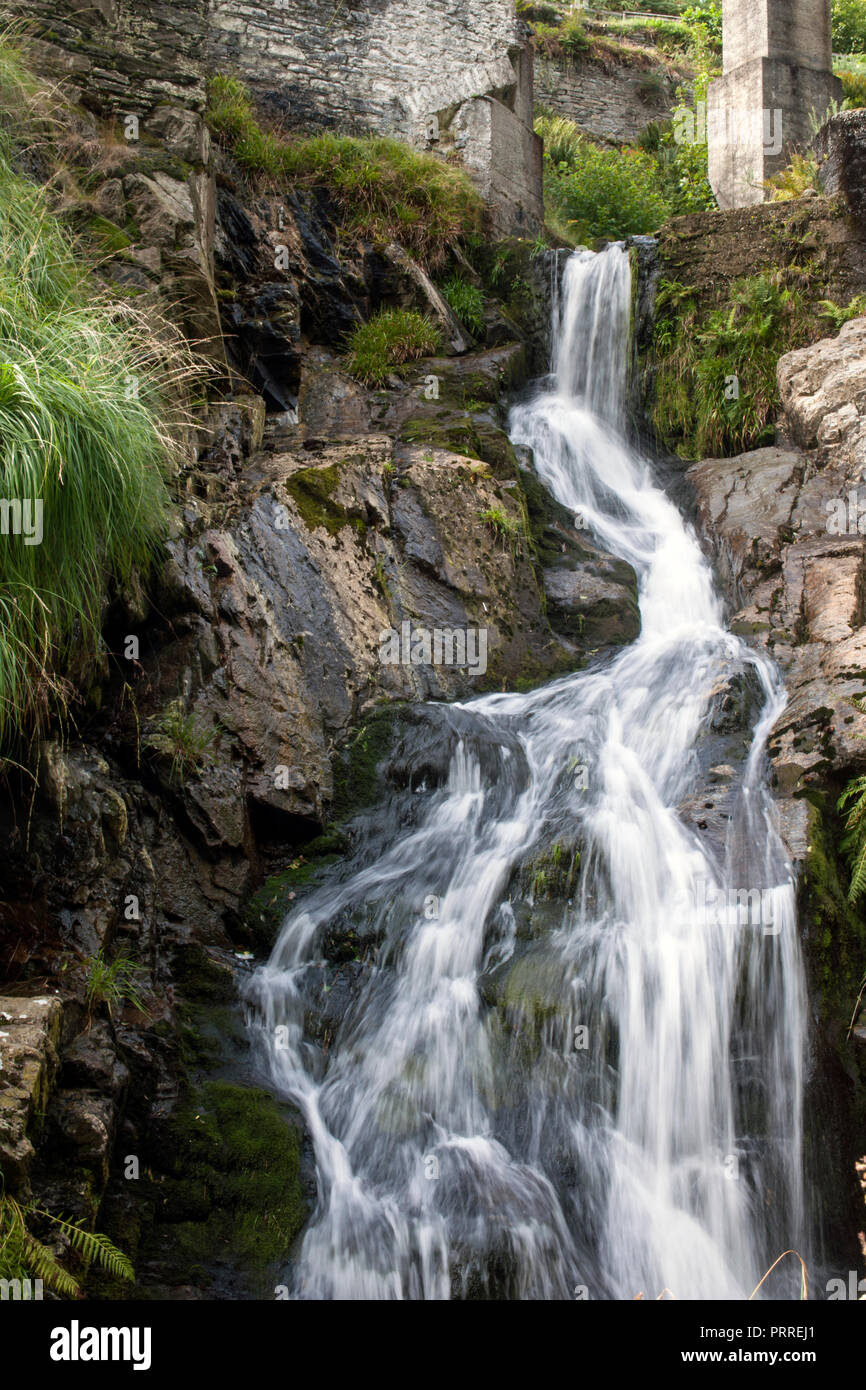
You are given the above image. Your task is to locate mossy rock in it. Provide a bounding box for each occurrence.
[285,462,367,537]
[140,1081,308,1296]
[330,704,409,822]
[238,834,347,954]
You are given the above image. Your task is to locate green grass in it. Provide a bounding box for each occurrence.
[345,308,440,386]
[439,275,486,337]
[84,947,148,1020]
[0,36,197,762]
[144,698,216,784]
[839,68,866,106]
[206,75,483,269]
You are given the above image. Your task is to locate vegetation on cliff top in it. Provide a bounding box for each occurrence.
[0,34,198,765]
[206,75,483,270]
[650,268,866,458]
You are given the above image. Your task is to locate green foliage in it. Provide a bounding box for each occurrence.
[765,152,822,201]
[832,0,866,54]
[439,275,486,337]
[84,947,148,1020]
[838,772,866,903]
[839,68,866,106]
[681,1,722,43]
[0,1182,134,1297]
[0,43,196,762]
[538,115,669,243]
[478,504,522,547]
[604,15,694,51]
[145,698,216,784]
[818,293,866,329]
[535,112,584,166]
[346,308,440,386]
[206,75,482,269]
[651,270,815,458]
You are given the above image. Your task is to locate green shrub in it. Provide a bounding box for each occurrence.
[535,112,585,166]
[0,141,194,759]
[832,0,866,53]
[206,76,482,269]
[840,68,866,105]
[346,309,440,386]
[440,276,486,337]
[651,270,815,457]
[765,151,822,200]
[681,1,722,43]
[539,119,670,243]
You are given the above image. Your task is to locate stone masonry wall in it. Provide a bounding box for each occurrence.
[12,0,544,235]
[534,53,678,144]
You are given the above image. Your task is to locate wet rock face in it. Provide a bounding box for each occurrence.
[687,318,866,796]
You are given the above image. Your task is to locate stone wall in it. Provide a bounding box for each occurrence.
[534,53,678,143]
[11,0,544,236]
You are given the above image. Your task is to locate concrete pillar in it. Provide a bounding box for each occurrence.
[708,0,841,208]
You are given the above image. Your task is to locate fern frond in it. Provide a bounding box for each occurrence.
[35,1210,134,1282]
[22,1233,81,1297]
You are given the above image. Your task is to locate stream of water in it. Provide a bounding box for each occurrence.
[247,245,807,1300]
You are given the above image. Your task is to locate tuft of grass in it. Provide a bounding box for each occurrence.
[840,68,866,106]
[145,698,216,784]
[84,947,149,1020]
[439,275,486,337]
[478,504,522,548]
[345,308,440,386]
[0,38,198,763]
[206,75,483,269]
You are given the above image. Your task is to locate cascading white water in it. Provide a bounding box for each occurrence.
[247,245,808,1300]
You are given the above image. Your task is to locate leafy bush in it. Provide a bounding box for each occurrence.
[346,309,440,386]
[651,270,813,457]
[535,112,585,165]
[681,1,722,43]
[840,68,866,105]
[539,119,670,243]
[765,151,822,200]
[440,276,486,337]
[206,76,482,269]
[832,0,866,53]
[0,129,194,760]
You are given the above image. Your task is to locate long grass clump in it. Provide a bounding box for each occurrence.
[206,75,483,269]
[0,50,197,758]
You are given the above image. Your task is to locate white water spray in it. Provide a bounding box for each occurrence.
[247,245,807,1300]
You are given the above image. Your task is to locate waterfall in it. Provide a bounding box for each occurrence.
[247,245,807,1300]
